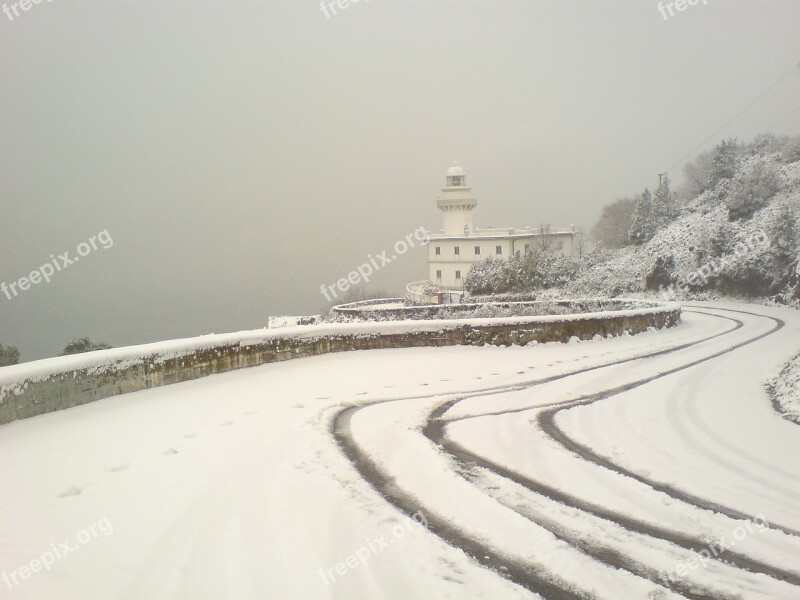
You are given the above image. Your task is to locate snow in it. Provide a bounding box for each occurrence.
[0,301,797,599]
[768,352,800,423]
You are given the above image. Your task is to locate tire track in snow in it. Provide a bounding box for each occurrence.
[536,308,798,537]
[332,310,766,598]
[429,307,799,594]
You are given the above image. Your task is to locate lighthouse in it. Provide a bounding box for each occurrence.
[421,162,577,291]
[436,162,478,236]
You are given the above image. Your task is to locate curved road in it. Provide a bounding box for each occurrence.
[334,304,800,599]
[1,301,798,600]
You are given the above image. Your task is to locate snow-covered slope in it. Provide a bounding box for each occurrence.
[567,141,800,303]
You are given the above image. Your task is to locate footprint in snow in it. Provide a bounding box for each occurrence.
[219,421,234,427]
[419,383,429,386]
[59,486,82,498]
[164,448,179,455]
[357,392,368,396]
[184,433,197,439]
[108,463,129,473]
[440,378,451,382]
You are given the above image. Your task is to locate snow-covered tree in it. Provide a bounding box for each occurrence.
[710,138,740,186]
[681,149,714,198]
[651,174,677,231]
[744,133,786,157]
[629,188,654,245]
[591,196,638,248]
[767,204,799,282]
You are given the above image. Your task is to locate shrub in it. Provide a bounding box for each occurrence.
[645,255,675,291]
[726,162,781,220]
[0,344,20,366]
[464,257,508,294]
[60,338,112,356]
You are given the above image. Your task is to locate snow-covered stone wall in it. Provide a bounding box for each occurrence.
[0,302,680,426]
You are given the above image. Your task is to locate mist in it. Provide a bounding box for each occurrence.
[2,0,799,360]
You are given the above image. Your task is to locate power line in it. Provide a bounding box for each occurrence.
[667,61,800,173]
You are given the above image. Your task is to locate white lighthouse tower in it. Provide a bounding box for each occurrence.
[436,162,478,236]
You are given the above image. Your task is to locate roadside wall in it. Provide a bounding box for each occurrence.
[0,304,680,426]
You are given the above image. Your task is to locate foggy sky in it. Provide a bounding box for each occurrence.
[2,0,799,361]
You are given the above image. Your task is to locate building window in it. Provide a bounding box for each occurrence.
[455,270,461,279]
[436,270,442,280]
[496,245,502,255]
[435,246,441,256]
[474,246,480,255]
[454,246,460,256]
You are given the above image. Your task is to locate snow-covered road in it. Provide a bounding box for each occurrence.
[1,302,798,599]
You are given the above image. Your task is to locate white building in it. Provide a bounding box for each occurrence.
[426,163,576,290]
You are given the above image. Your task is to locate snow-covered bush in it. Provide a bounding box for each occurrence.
[766,353,800,423]
[645,255,676,291]
[505,249,580,292]
[464,256,508,294]
[726,161,782,221]
[781,135,800,164]
[465,249,579,295]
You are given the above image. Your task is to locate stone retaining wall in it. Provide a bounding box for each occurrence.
[0,303,680,426]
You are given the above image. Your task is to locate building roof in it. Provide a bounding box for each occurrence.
[427,226,576,241]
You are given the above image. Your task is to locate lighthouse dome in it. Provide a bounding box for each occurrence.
[446,163,466,177]
[445,162,466,187]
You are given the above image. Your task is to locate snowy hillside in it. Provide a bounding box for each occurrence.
[568,136,800,303]
[464,135,800,306]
